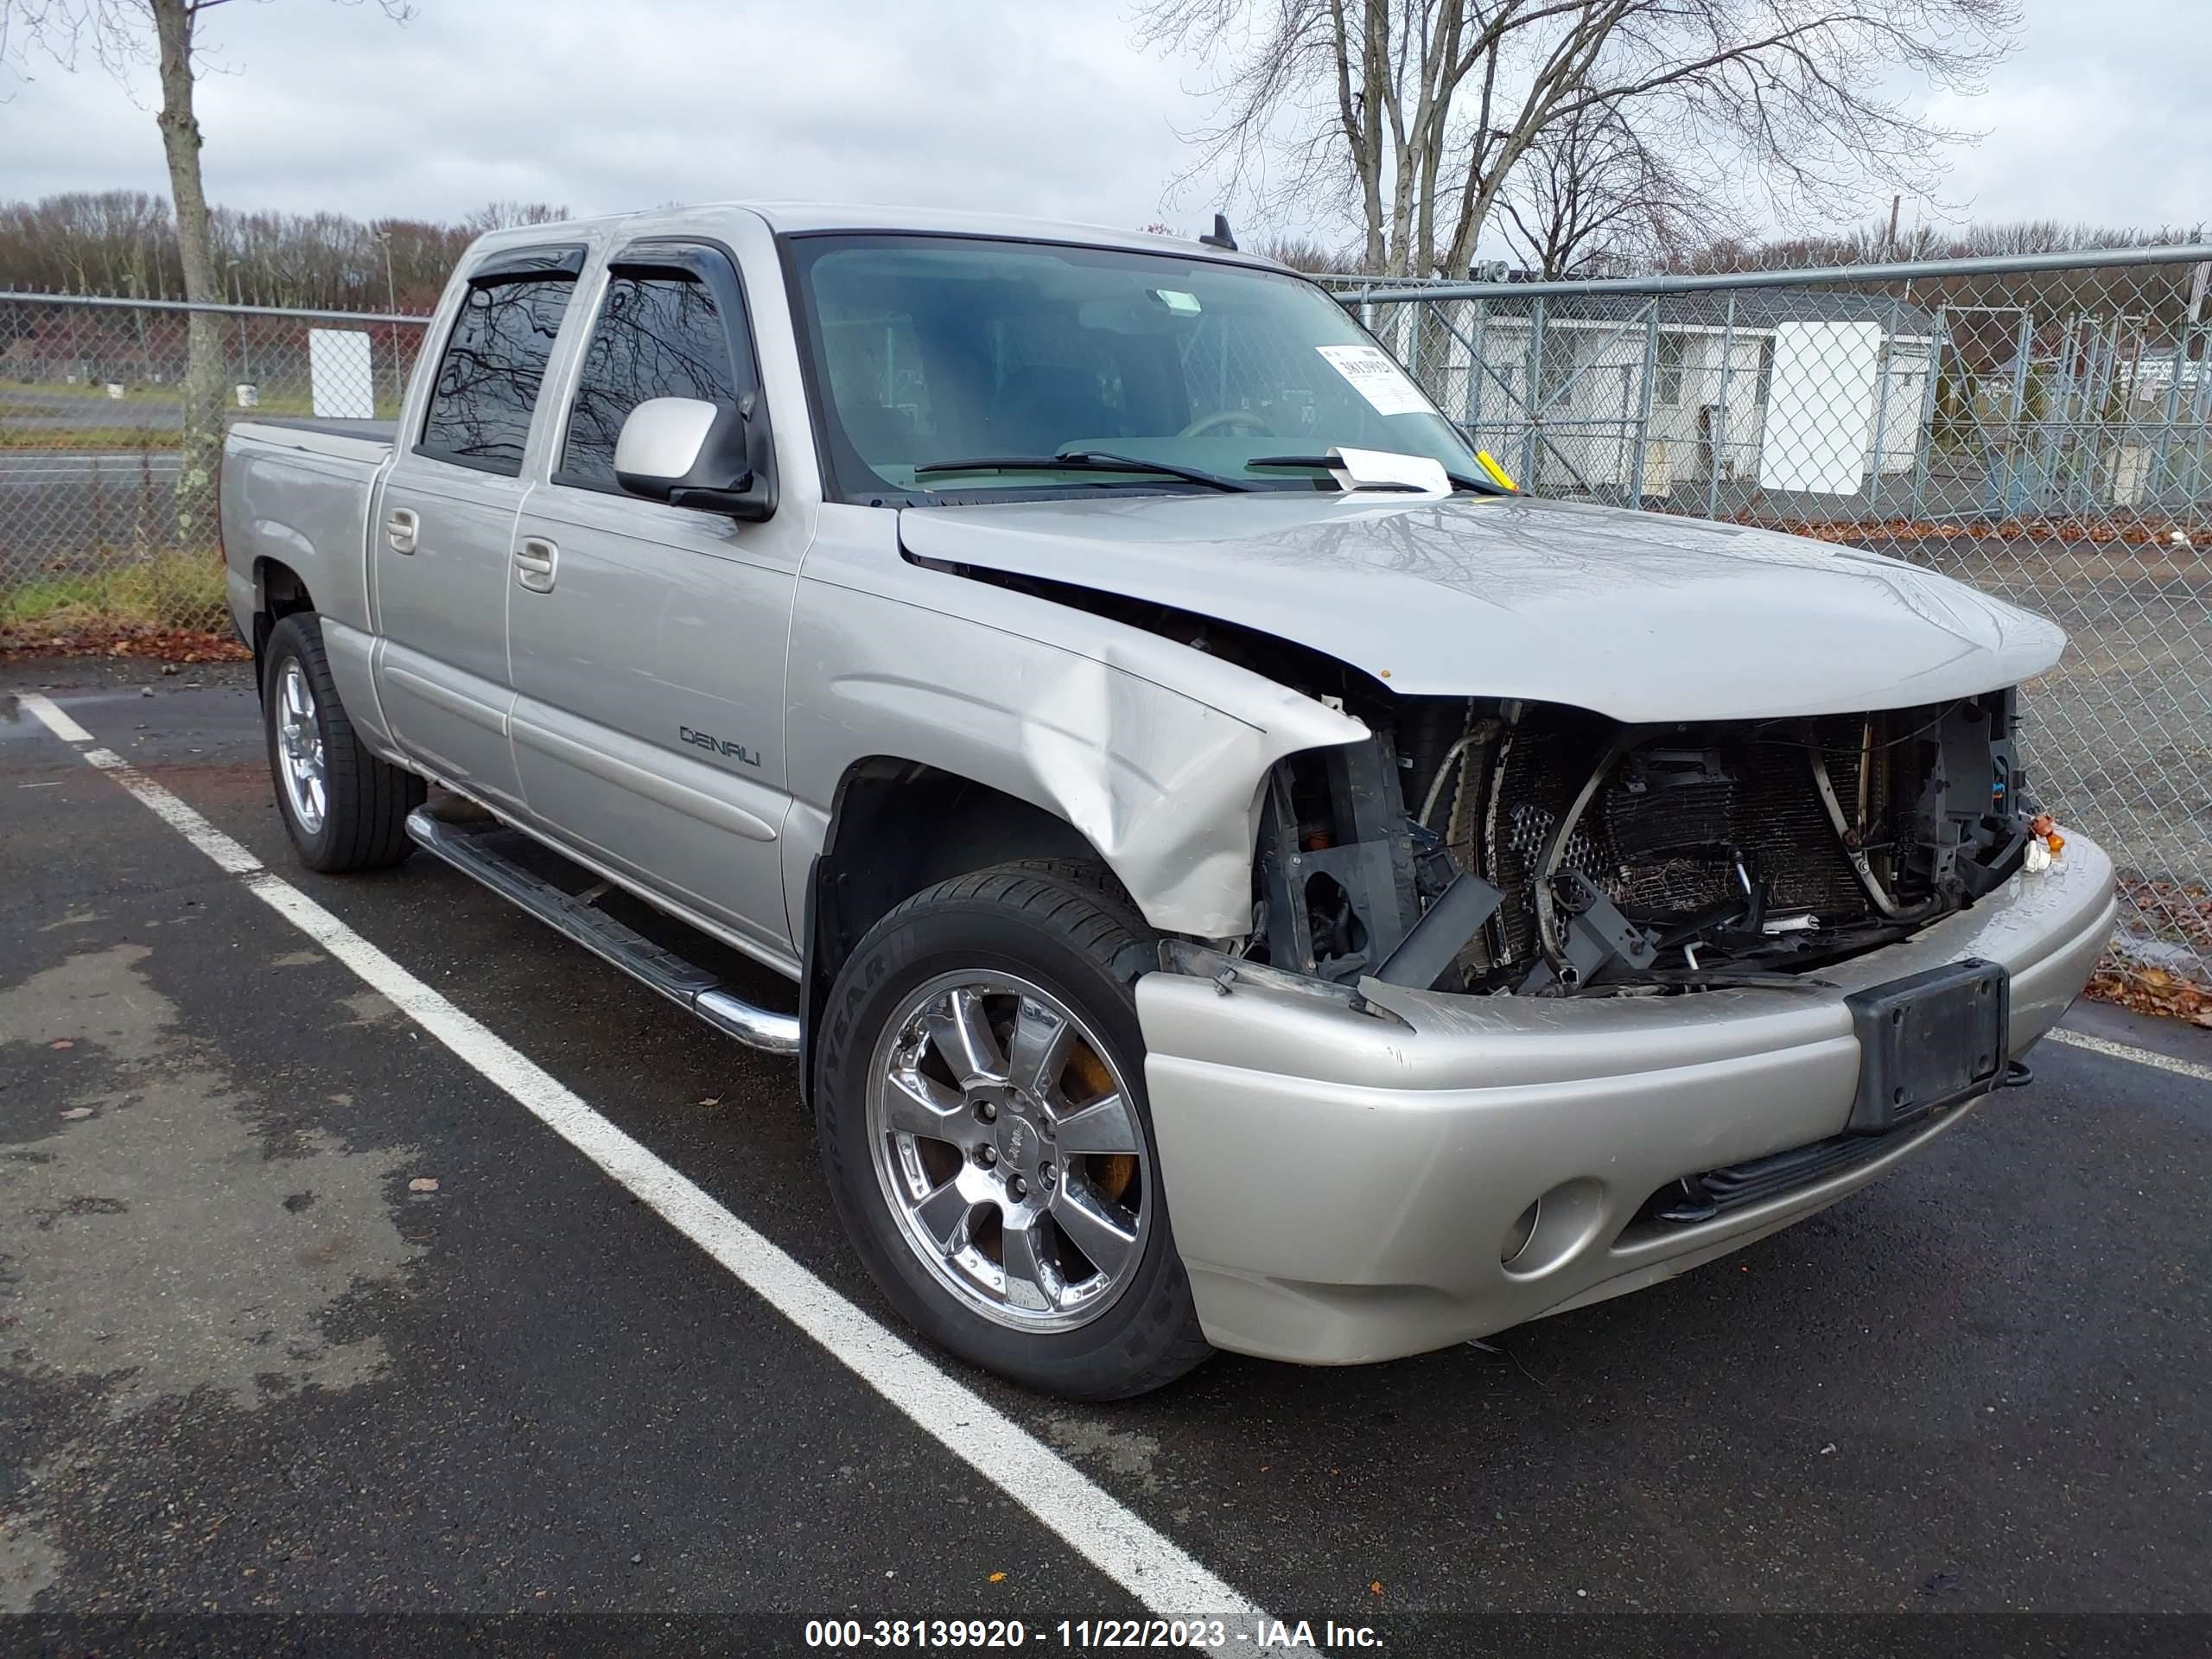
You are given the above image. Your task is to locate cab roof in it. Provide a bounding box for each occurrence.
[467,200,1287,272]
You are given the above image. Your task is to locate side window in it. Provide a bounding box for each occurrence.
[559,272,741,492]
[416,275,575,474]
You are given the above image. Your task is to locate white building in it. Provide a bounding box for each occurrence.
[1369,288,1942,502]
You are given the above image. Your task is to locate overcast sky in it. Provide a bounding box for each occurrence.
[0,0,2202,250]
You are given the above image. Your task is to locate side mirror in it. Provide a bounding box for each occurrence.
[613,394,778,522]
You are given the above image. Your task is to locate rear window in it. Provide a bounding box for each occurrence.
[416,276,575,474]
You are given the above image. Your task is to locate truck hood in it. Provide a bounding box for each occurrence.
[898,492,2066,723]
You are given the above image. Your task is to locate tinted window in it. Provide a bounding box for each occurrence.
[559,274,740,491]
[417,276,575,474]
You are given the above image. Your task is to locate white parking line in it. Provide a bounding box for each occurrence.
[22,697,95,743]
[2045,1027,2212,1084]
[16,692,1287,1640]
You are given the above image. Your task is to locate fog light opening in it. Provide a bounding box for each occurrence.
[1500,1201,1541,1266]
[1499,1178,1608,1280]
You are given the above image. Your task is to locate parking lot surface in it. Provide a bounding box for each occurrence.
[3,654,2210,1651]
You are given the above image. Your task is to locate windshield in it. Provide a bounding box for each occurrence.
[787,233,1484,501]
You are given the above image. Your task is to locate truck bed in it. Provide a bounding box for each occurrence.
[222,418,394,637]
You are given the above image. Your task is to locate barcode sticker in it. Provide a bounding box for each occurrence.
[1316,345,1431,416]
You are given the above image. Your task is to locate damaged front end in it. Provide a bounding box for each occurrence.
[1219,689,2038,1001]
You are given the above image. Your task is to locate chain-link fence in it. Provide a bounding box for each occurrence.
[1328,245,2212,982]
[3,256,2208,982]
[1,292,427,639]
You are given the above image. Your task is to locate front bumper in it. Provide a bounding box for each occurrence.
[1137,833,2116,1365]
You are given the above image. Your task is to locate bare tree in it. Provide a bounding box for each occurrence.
[1254,232,1363,274]
[1138,0,2019,278]
[1496,101,1739,277]
[2,0,410,543]
[464,200,573,234]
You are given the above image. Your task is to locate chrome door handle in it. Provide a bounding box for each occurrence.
[385,508,419,555]
[515,536,558,594]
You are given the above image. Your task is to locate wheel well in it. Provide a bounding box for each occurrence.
[799,759,1112,1103]
[251,559,315,688]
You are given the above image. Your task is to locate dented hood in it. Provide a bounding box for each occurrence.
[899,492,2066,722]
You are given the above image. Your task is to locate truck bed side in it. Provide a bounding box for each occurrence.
[220,416,395,733]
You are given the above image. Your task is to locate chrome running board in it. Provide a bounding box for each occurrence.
[405,807,800,1055]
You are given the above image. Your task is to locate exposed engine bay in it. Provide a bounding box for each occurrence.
[933,565,2044,999]
[1243,686,2035,997]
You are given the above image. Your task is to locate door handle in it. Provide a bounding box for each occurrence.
[515,535,558,594]
[385,508,419,555]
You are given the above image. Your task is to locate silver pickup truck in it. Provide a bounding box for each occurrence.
[221,202,2115,1399]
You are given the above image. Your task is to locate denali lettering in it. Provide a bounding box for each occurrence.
[679,725,761,767]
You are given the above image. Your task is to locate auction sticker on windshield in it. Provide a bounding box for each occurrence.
[1316,343,1432,416]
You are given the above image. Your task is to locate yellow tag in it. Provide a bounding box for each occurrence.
[1474,449,1517,492]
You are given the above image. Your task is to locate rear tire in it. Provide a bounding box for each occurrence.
[817,862,1212,1400]
[262,613,424,872]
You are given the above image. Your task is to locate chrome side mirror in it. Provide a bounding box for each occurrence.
[613,397,720,495]
[613,395,778,522]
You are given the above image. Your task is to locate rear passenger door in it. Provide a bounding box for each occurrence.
[506,240,805,962]
[372,246,582,810]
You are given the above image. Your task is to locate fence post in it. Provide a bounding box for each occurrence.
[1629,302,1657,502]
[1522,294,1546,488]
[1909,305,1947,519]
[1867,296,1899,516]
[1707,293,1737,521]
[1468,296,1489,438]
[2157,312,2189,510]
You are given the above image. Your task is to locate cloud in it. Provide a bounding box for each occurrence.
[0,0,2199,253]
[1912,0,2212,235]
[0,0,1236,234]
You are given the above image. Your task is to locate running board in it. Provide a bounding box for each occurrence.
[404,807,800,1055]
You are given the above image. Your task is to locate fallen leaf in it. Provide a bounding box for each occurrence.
[696,1096,721,1108]
[408,1177,440,1192]
[988,1572,1007,1584]
[1370,1581,1384,1596]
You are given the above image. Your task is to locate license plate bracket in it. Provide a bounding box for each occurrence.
[1844,957,2010,1135]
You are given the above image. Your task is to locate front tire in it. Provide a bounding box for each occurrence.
[816,863,1212,1399]
[262,613,424,872]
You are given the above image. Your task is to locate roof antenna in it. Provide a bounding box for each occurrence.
[1198,213,1238,251]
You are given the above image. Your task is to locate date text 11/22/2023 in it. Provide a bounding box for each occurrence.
[802,1618,1384,1649]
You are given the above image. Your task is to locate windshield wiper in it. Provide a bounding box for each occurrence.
[1246,454,1504,496]
[911,452,1257,493]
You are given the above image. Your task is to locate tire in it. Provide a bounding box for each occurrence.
[817,861,1213,1399]
[262,613,425,872]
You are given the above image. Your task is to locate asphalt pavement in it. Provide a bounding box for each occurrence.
[3,653,2209,1655]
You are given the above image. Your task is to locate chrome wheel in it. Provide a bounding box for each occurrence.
[868,971,1151,1332]
[275,658,327,836]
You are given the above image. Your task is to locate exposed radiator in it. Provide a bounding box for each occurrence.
[1468,706,1926,969]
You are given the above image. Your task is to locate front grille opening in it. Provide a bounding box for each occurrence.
[1464,704,1945,982]
[1615,1111,1961,1246]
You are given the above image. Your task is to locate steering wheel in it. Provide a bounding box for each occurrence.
[1178,408,1275,438]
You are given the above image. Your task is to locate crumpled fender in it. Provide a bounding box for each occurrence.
[784,554,1368,938]
[1014,635,1366,936]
